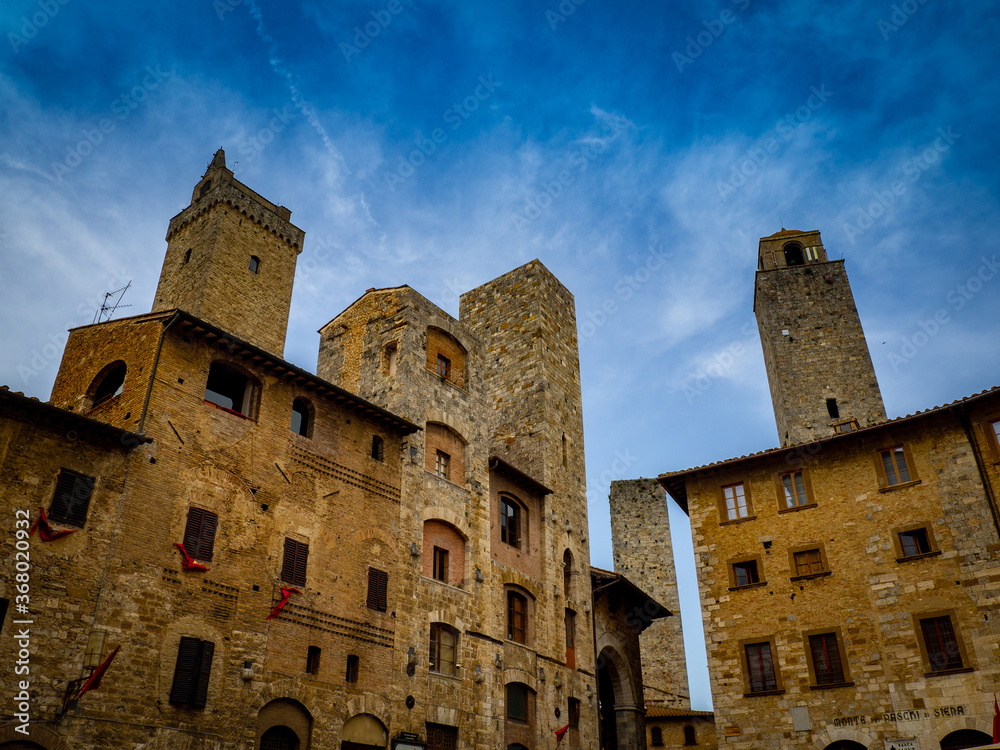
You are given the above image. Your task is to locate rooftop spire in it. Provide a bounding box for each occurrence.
[209,148,226,170]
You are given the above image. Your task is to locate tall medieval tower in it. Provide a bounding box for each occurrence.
[152,149,304,357]
[753,229,886,446]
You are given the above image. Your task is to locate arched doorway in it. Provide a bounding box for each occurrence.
[824,742,868,750]
[260,726,299,750]
[940,729,993,749]
[597,646,636,750]
[0,743,48,750]
[342,714,388,749]
[257,698,311,750]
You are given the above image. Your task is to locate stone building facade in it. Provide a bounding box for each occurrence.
[0,151,659,750]
[615,228,1000,750]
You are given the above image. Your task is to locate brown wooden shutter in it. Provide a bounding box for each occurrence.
[282,538,308,587]
[169,637,202,705]
[191,640,214,708]
[50,469,94,527]
[183,508,218,561]
[367,568,388,611]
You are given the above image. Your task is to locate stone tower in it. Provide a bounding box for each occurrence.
[753,229,886,446]
[152,149,304,356]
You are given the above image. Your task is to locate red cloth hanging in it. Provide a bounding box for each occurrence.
[266,588,301,620]
[77,645,121,699]
[555,703,580,742]
[173,543,208,571]
[30,507,77,542]
[992,694,999,742]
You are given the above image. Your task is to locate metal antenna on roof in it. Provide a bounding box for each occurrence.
[94,281,132,324]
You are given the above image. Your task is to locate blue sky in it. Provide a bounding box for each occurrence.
[3,0,999,710]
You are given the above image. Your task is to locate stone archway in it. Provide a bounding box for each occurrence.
[341,714,388,749]
[597,646,640,750]
[256,698,312,750]
[940,729,993,749]
[823,742,868,750]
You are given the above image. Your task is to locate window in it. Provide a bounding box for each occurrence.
[506,683,530,722]
[880,446,912,486]
[199,180,212,198]
[183,248,192,264]
[290,398,311,437]
[780,470,809,508]
[281,538,308,587]
[793,548,824,577]
[744,641,778,693]
[383,342,398,376]
[182,507,218,561]
[834,419,859,434]
[722,482,749,521]
[169,636,215,707]
[563,549,573,598]
[346,654,359,683]
[367,567,388,611]
[204,363,254,417]
[899,527,931,558]
[49,469,95,528]
[991,419,1000,447]
[732,560,760,587]
[259,726,298,750]
[249,255,260,273]
[436,354,450,379]
[919,615,964,672]
[826,398,839,418]
[371,435,384,461]
[306,646,321,675]
[567,697,580,728]
[565,609,576,669]
[432,546,449,583]
[684,725,697,745]
[507,591,527,644]
[426,723,458,750]
[783,242,804,266]
[435,450,450,479]
[808,632,846,685]
[501,497,521,548]
[651,727,664,746]
[429,623,458,676]
[89,361,126,406]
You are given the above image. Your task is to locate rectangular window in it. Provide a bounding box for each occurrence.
[880,446,912,486]
[426,723,458,750]
[565,609,576,669]
[826,398,839,418]
[899,528,931,558]
[346,654,359,683]
[500,498,520,548]
[436,354,450,378]
[281,538,308,587]
[506,683,528,721]
[306,646,321,675]
[432,546,449,583]
[204,363,252,417]
[920,615,963,672]
[834,420,859,434]
[507,592,527,644]
[169,637,215,707]
[435,450,450,479]
[744,642,777,693]
[367,567,388,612]
[183,507,218,562]
[793,549,824,577]
[808,633,845,685]
[429,624,457,676]
[733,560,760,587]
[781,471,809,508]
[567,697,580,728]
[991,419,1000,445]
[49,469,95,528]
[723,483,749,521]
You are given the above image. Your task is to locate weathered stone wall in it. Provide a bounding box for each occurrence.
[754,230,886,447]
[609,478,690,708]
[682,405,1000,749]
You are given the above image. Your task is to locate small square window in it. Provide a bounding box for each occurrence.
[733,560,760,587]
[722,483,749,521]
[793,548,824,577]
[899,528,931,557]
[49,469,95,528]
[435,450,450,479]
[432,546,449,583]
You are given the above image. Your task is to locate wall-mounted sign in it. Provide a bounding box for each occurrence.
[884,738,919,750]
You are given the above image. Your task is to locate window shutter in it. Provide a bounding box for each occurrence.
[295,542,308,587]
[50,470,95,527]
[191,640,214,708]
[169,637,202,705]
[367,568,388,611]
[282,538,308,587]
[183,508,218,561]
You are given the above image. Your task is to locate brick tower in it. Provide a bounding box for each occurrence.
[753,229,886,446]
[152,149,304,356]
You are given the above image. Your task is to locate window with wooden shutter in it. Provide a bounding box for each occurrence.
[182,508,218,561]
[367,567,388,611]
[282,538,308,587]
[169,637,214,708]
[49,469,95,528]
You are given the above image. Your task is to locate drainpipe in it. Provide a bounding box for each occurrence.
[138,311,180,434]
[956,407,1000,541]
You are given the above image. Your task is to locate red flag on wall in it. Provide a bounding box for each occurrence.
[555,704,580,743]
[992,694,999,743]
[30,507,77,542]
[77,645,121,699]
[173,542,208,571]
[266,588,301,620]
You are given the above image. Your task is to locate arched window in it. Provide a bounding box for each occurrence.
[290,398,312,437]
[422,520,465,585]
[425,422,466,484]
[651,726,664,746]
[563,549,574,597]
[259,725,299,750]
[249,255,260,273]
[783,242,804,266]
[88,361,126,407]
[684,724,696,745]
[429,623,458,675]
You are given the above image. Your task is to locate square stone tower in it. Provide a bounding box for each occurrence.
[152,149,304,357]
[753,229,886,446]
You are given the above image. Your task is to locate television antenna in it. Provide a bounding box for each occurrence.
[94,281,132,324]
